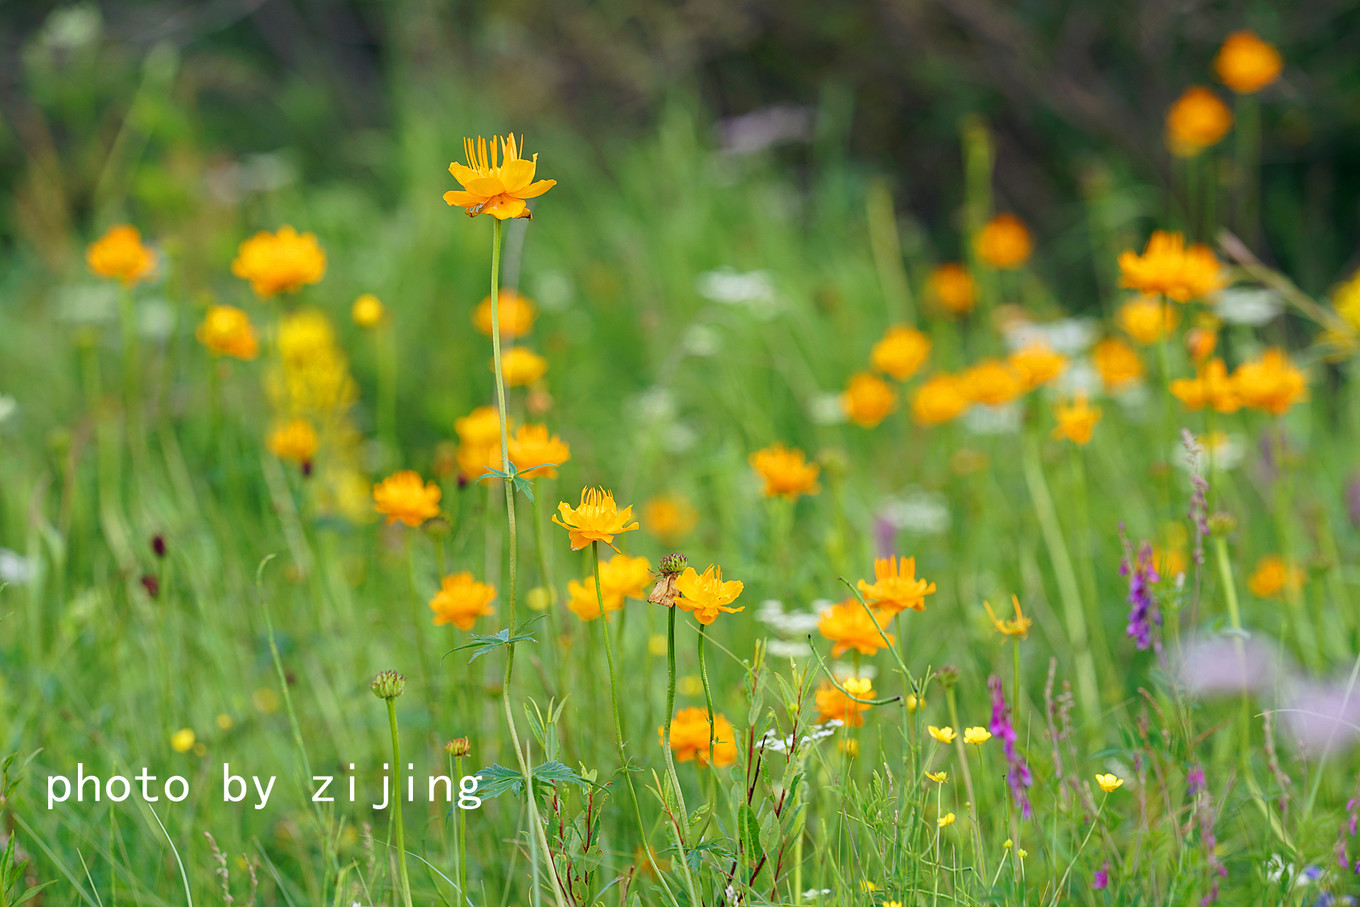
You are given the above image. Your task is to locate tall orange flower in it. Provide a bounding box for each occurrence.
[841,372,897,428]
[857,556,935,615]
[231,226,326,297]
[911,373,969,426]
[495,347,548,387]
[1170,358,1240,413]
[473,289,537,337]
[566,576,620,621]
[87,225,155,285]
[196,305,259,360]
[1214,31,1283,95]
[429,572,497,630]
[674,564,744,625]
[817,599,894,657]
[1247,555,1304,599]
[1051,395,1101,445]
[1092,338,1145,392]
[1232,348,1307,415]
[1165,87,1233,157]
[983,595,1032,638]
[661,707,737,767]
[267,418,319,466]
[1116,296,1179,344]
[1118,231,1225,302]
[960,359,1023,407]
[815,678,876,727]
[928,263,976,316]
[373,470,442,526]
[443,135,555,220]
[974,214,1033,269]
[749,443,821,499]
[507,424,570,478]
[870,325,931,380]
[553,487,639,551]
[643,494,699,544]
[1008,343,1067,392]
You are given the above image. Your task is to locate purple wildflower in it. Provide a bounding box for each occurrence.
[1120,532,1161,651]
[1092,863,1109,890]
[1187,763,1226,904]
[1182,429,1209,567]
[874,513,896,560]
[989,674,1033,818]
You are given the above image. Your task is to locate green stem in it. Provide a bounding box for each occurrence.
[387,699,414,907]
[698,625,716,766]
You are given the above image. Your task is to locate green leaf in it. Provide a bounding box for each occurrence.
[738,803,765,867]
[532,760,589,789]
[448,614,548,662]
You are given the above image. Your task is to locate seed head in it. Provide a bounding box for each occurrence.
[445,737,471,757]
[370,670,406,700]
[659,553,688,576]
[1206,511,1237,537]
[934,665,960,690]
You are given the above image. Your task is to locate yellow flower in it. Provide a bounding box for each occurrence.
[905,693,926,712]
[871,325,931,380]
[859,881,879,893]
[749,443,821,499]
[508,424,570,478]
[841,372,897,427]
[1165,87,1234,157]
[984,595,1032,639]
[1186,324,1219,363]
[661,707,737,767]
[553,487,639,551]
[911,373,970,426]
[817,599,894,657]
[927,725,956,744]
[1335,272,1360,333]
[937,812,957,828]
[1116,296,1179,344]
[1170,358,1240,413]
[87,224,155,285]
[857,555,936,615]
[961,359,1023,407]
[372,470,442,526]
[975,213,1033,269]
[473,289,537,338]
[1092,338,1145,392]
[566,575,616,621]
[601,554,653,605]
[267,419,319,465]
[964,727,992,746]
[352,294,385,328]
[1095,773,1125,793]
[196,305,259,360]
[1232,348,1307,416]
[816,678,876,727]
[928,263,976,316]
[1118,231,1225,301]
[675,564,744,625]
[457,443,502,482]
[643,494,699,544]
[1009,343,1067,392]
[444,135,556,220]
[495,347,548,387]
[170,728,196,753]
[231,226,326,297]
[456,405,507,447]
[1247,555,1304,600]
[1214,31,1283,94]
[429,572,496,630]
[1051,395,1102,445]
[925,770,948,783]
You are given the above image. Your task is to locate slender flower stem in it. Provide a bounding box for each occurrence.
[451,749,469,907]
[698,624,716,766]
[386,699,414,907]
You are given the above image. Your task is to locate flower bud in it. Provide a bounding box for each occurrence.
[370,670,406,700]
[445,737,471,757]
[659,553,688,576]
[1206,511,1237,537]
[934,666,960,690]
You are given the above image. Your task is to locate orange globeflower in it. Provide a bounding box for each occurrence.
[508,424,570,477]
[566,575,620,621]
[267,418,319,466]
[553,487,639,551]
[373,470,442,526]
[1170,358,1240,413]
[661,707,737,767]
[928,263,976,316]
[961,359,1023,406]
[1232,348,1307,415]
[1214,31,1283,95]
[1186,325,1218,363]
[1052,395,1102,445]
[643,494,699,544]
[857,556,936,615]
[974,214,1033,269]
[456,405,507,446]
[231,226,326,298]
[196,305,259,360]
[429,572,496,630]
[1092,338,1145,392]
[870,325,931,380]
[87,225,155,285]
[1116,296,1179,345]
[675,564,744,625]
[443,135,555,220]
[911,373,970,426]
[1008,343,1067,392]
[984,595,1032,639]
[815,678,876,727]
[1118,231,1225,302]
[1165,87,1233,157]
[1247,555,1304,599]
[817,599,895,657]
[841,372,897,428]
[749,443,821,499]
[495,347,548,387]
[473,290,538,338]
[601,554,653,603]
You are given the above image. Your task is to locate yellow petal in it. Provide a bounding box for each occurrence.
[500,158,537,193]
[482,196,528,220]
[443,190,481,208]
[448,162,482,187]
[466,176,508,197]
[516,179,556,200]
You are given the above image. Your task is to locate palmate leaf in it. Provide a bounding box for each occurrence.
[470,760,590,801]
[448,614,548,663]
[476,460,555,504]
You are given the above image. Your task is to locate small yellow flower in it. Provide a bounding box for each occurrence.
[87,224,155,285]
[508,424,570,478]
[964,726,992,746]
[1018,848,1028,859]
[984,595,1032,639]
[857,555,936,615]
[643,494,698,544]
[1009,343,1067,392]
[961,359,1023,407]
[927,725,957,745]
[1247,554,1304,600]
[674,564,745,625]
[925,770,948,783]
[196,305,260,361]
[1052,395,1102,445]
[215,714,233,731]
[905,693,926,712]
[749,443,821,499]
[1092,338,1145,392]
[975,214,1033,269]
[1214,31,1283,95]
[1116,296,1179,345]
[841,372,897,428]
[1233,348,1307,416]
[1095,773,1125,793]
[231,226,327,297]
[1118,230,1225,301]
[473,289,538,337]
[1170,358,1240,413]
[937,812,956,828]
[444,135,556,220]
[553,487,639,551]
[601,554,653,604]
[928,263,976,316]
[911,373,969,426]
[1165,87,1233,157]
[859,881,879,893]
[429,571,496,630]
[170,728,196,753]
[839,738,860,757]
[372,470,442,527]
[566,575,615,621]
[352,293,385,328]
[648,633,668,656]
[495,347,548,387]
[267,419,319,465]
[871,325,931,380]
